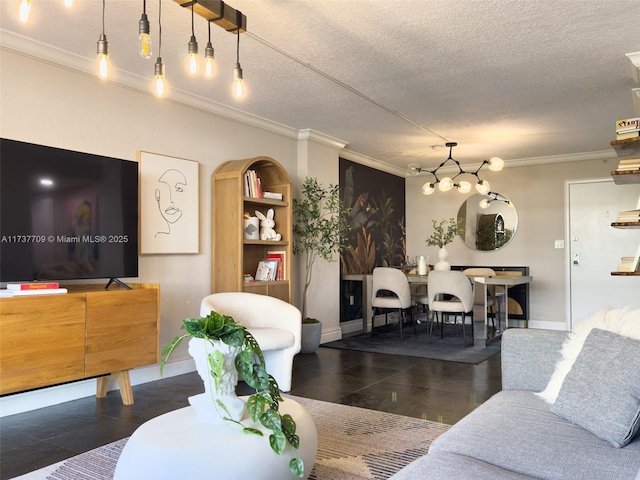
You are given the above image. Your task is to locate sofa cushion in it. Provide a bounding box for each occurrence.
[552,328,640,448]
[537,307,640,404]
[389,451,536,480]
[428,390,640,480]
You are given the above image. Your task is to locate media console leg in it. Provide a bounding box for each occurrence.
[95,371,134,405]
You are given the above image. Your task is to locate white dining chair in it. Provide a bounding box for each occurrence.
[371,267,415,340]
[427,270,475,347]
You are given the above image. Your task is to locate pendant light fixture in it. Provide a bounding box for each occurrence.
[187,1,199,74]
[96,0,109,79]
[409,142,504,196]
[154,0,166,96]
[233,29,244,98]
[19,0,31,23]
[204,21,215,78]
[138,0,152,59]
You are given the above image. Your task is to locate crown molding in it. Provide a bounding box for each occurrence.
[0,29,299,141]
[339,149,408,177]
[297,129,347,149]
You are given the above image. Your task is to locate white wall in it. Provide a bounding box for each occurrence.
[406,157,620,326]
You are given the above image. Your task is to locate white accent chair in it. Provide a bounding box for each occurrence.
[200,292,301,392]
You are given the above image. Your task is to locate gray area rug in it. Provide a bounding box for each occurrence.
[12,396,450,480]
[324,322,501,364]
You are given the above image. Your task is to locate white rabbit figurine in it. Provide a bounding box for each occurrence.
[255,209,281,241]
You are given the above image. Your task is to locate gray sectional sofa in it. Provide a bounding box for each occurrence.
[391,328,640,480]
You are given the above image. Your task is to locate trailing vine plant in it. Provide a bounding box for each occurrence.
[160,311,304,477]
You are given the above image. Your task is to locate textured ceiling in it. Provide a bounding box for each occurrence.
[1,0,639,172]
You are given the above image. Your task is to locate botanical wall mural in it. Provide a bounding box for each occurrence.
[339,158,406,321]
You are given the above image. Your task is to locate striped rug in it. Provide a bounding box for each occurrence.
[12,396,450,480]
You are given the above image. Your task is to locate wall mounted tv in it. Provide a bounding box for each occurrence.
[0,138,139,283]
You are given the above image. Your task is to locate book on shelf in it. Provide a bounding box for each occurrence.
[615,158,640,172]
[263,191,283,201]
[243,170,264,198]
[6,282,60,290]
[617,131,640,140]
[266,250,286,281]
[617,255,638,272]
[255,259,279,281]
[616,209,640,222]
[0,288,68,297]
[616,117,640,132]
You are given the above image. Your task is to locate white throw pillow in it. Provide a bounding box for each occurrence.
[536,307,640,404]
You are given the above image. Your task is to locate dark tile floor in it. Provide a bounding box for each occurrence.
[0,346,501,479]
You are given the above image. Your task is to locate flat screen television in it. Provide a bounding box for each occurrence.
[0,138,139,283]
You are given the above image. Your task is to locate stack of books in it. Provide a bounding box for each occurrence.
[617,246,640,272]
[0,282,68,297]
[615,158,640,173]
[616,208,640,223]
[254,251,286,281]
[243,169,263,198]
[616,117,640,140]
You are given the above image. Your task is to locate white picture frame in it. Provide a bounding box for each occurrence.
[138,151,199,254]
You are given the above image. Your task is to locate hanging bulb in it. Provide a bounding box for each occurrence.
[233,63,244,97]
[422,182,435,195]
[439,177,454,192]
[457,181,471,193]
[487,157,504,172]
[63,0,74,7]
[97,34,109,79]
[188,35,199,74]
[476,179,490,194]
[138,12,152,58]
[19,0,31,23]
[154,58,166,97]
[479,198,491,209]
[205,42,215,77]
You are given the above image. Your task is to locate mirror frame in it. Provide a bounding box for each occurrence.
[457,192,518,251]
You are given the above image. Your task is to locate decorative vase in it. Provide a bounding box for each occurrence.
[434,246,451,271]
[300,321,322,354]
[187,337,246,424]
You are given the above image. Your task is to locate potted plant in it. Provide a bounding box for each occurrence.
[160,311,304,477]
[293,178,351,351]
[426,217,461,271]
[299,317,322,354]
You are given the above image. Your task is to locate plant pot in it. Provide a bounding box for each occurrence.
[187,337,246,424]
[434,246,451,271]
[300,321,322,354]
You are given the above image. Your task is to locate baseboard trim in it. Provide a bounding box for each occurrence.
[320,326,342,344]
[0,359,196,417]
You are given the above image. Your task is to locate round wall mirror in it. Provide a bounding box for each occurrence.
[457,192,518,251]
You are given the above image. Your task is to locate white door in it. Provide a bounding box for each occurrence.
[567,179,640,329]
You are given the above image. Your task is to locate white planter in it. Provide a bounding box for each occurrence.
[187,337,246,424]
[433,246,451,271]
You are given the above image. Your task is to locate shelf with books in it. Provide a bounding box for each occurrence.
[213,156,292,302]
[609,139,640,276]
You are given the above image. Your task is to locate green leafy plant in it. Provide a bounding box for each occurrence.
[293,177,351,319]
[426,217,461,248]
[160,311,304,478]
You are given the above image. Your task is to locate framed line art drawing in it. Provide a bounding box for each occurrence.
[138,151,199,254]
